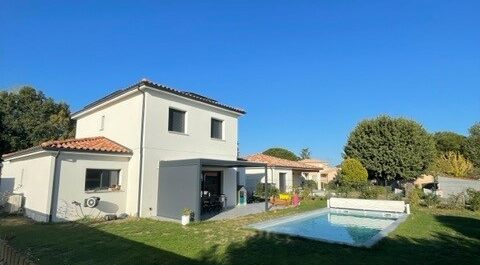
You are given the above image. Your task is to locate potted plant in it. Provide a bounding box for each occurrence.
[181,208,193,225]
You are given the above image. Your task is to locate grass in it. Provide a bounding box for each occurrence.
[1,199,479,265]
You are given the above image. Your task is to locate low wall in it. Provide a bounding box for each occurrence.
[438,176,480,197]
[0,240,37,265]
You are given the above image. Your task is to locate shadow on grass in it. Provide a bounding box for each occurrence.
[0,217,204,265]
[1,214,480,265]
[198,215,480,265]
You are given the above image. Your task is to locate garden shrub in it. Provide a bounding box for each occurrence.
[441,192,466,210]
[325,181,338,191]
[301,187,313,199]
[407,188,422,207]
[429,151,474,178]
[340,158,368,187]
[466,188,480,211]
[336,185,354,198]
[255,183,279,198]
[423,193,440,208]
[359,184,382,199]
[302,180,318,190]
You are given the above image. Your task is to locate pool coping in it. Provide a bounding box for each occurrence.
[248,208,408,248]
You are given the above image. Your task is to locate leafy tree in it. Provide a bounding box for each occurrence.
[0,87,75,156]
[433,131,467,154]
[263,148,299,161]
[344,115,436,182]
[340,158,368,187]
[465,122,480,168]
[429,151,473,178]
[299,148,311,160]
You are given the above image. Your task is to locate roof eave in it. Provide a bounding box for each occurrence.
[71,80,246,119]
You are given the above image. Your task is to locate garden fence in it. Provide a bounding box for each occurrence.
[0,240,37,265]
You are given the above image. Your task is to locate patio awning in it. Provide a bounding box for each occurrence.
[159,158,266,168]
[157,158,269,221]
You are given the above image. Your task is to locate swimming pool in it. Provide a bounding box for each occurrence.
[249,208,407,247]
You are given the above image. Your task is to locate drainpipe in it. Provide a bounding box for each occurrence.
[136,85,147,217]
[48,150,61,222]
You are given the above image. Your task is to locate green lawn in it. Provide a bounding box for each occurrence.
[1,199,479,265]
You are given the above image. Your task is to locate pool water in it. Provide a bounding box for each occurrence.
[250,209,404,247]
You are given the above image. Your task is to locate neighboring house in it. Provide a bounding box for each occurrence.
[298,159,338,189]
[245,154,321,193]
[0,79,266,222]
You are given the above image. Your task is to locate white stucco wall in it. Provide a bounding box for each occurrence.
[0,152,55,222]
[139,89,241,216]
[52,152,130,222]
[73,91,143,216]
[245,167,293,194]
[73,86,242,217]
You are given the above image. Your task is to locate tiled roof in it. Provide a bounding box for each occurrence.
[2,136,132,159]
[73,79,246,117]
[246,154,321,171]
[299,158,328,164]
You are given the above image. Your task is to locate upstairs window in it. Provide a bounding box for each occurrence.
[211,118,223,139]
[85,169,120,191]
[99,115,105,131]
[168,108,186,133]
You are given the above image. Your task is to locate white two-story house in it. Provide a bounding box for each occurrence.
[0,79,266,222]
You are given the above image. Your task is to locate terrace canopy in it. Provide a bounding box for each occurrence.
[157,158,267,221]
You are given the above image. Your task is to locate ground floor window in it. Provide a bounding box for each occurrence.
[85,169,120,191]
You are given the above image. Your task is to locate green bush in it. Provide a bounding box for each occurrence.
[423,193,440,208]
[255,183,279,198]
[301,187,313,199]
[302,180,318,190]
[466,188,480,211]
[407,188,422,207]
[340,158,368,187]
[359,184,382,199]
[441,192,466,210]
[336,185,357,198]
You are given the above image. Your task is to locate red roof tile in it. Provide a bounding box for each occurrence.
[246,154,321,171]
[3,136,131,159]
[40,136,131,153]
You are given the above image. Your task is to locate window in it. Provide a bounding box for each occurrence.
[100,115,105,131]
[85,169,120,191]
[168,108,186,133]
[211,118,223,139]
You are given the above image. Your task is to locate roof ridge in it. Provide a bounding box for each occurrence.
[73,79,246,117]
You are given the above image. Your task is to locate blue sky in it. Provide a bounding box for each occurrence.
[1,1,479,164]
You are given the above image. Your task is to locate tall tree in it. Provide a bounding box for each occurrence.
[344,115,436,182]
[433,131,467,154]
[263,147,299,161]
[465,122,480,167]
[429,151,473,178]
[0,87,75,156]
[299,148,311,160]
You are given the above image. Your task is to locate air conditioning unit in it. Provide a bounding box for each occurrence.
[84,197,100,208]
[6,194,23,214]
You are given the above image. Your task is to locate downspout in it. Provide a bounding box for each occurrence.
[136,85,147,217]
[48,150,61,222]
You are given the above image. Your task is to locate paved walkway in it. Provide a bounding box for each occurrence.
[202,202,284,221]
[150,203,285,223]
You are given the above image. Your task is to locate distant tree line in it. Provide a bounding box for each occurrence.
[343,115,480,183]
